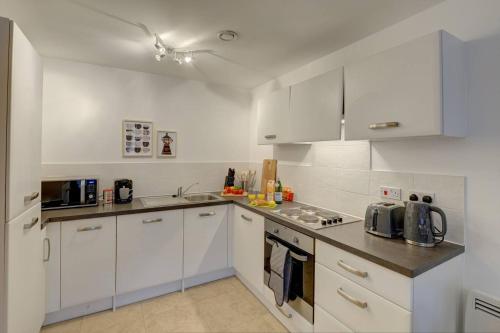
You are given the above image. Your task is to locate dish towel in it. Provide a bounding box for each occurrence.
[267,240,292,306]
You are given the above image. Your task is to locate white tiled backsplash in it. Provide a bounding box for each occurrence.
[250,140,465,245]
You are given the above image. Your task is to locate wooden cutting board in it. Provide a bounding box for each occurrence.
[260,159,277,193]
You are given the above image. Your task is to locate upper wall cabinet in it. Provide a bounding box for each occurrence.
[290,67,343,142]
[344,30,466,140]
[257,87,291,144]
[257,67,344,145]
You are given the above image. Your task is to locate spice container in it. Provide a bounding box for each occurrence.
[103,188,113,205]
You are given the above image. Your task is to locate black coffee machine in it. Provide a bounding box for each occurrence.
[114,179,133,204]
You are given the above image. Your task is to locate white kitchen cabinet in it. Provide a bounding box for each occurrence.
[315,240,463,333]
[257,87,291,144]
[116,210,183,294]
[290,67,343,142]
[61,217,116,309]
[314,305,352,333]
[6,203,45,333]
[184,205,228,278]
[344,30,466,140]
[6,22,43,221]
[232,206,264,293]
[45,222,61,314]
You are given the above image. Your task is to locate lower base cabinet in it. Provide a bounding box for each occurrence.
[314,304,352,333]
[116,210,183,295]
[61,217,116,309]
[232,206,264,293]
[314,240,463,333]
[184,205,228,278]
[45,222,61,314]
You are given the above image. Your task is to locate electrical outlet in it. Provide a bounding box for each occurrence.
[407,190,435,203]
[380,186,402,200]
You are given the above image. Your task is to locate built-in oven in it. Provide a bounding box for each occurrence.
[264,218,315,324]
[41,178,98,210]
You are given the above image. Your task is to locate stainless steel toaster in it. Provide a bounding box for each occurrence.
[364,202,405,238]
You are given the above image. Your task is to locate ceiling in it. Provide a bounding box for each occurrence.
[2,0,442,89]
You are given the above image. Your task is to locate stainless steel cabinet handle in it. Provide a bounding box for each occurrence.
[241,214,253,222]
[273,228,279,234]
[264,134,277,139]
[293,237,299,244]
[24,192,39,202]
[337,288,368,309]
[337,260,368,278]
[44,237,51,262]
[23,217,39,230]
[275,304,292,318]
[142,218,163,224]
[77,225,102,232]
[368,122,399,129]
[199,212,216,217]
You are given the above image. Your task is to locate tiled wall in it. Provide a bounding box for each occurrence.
[42,162,248,199]
[250,139,465,245]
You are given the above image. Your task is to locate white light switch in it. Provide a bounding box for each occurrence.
[380,186,402,200]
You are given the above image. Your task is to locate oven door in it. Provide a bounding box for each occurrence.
[264,233,314,323]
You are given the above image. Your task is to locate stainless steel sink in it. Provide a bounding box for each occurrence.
[183,193,221,202]
[140,195,189,208]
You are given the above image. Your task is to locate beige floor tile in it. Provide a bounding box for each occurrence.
[42,277,288,333]
[142,291,195,319]
[41,318,82,333]
[81,303,144,333]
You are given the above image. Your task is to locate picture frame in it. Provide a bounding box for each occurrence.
[156,130,177,158]
[122,120,153,157]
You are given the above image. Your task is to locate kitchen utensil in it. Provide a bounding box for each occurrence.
[365,202,405,238]
[260,159,277,194]
[404,201,447,247]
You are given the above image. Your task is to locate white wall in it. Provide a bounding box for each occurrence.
[251,0,500,299]
[42,58,252,195]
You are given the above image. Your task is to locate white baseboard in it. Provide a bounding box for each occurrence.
[44,267,235,326]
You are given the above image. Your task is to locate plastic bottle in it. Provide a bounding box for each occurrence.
[274,178,283,204]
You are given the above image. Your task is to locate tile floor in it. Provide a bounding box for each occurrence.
[41,277,288,333]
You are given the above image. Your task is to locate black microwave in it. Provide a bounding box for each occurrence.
[41,178,98,210]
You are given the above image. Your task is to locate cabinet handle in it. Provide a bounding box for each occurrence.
[337,288,368,309]
[264,134,277,139]
[337,260,368,278]
[142,218,163,224]
[275,304,292,318]
[24,192,39,203]
[241,214,252,222]
[23,217,39,230]
[43,237,51,262]
[368,122,399,129]
[77,225,102,232]
[199,212,216,217]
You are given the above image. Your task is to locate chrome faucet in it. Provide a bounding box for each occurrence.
[177,182,199,197]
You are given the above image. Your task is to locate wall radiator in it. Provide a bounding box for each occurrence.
[465,290,500,332]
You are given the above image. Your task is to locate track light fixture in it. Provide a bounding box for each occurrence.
[153,34,197,65]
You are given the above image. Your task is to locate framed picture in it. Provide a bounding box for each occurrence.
[123,120,153,157]
[157,130,177,158]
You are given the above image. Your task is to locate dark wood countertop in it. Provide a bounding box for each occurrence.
[42,194,464,278]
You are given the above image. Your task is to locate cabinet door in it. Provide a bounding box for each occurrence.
[257,87,290,144]
[315,305,353,333]
[61,217,116,308]
[345,31,443,140]
[116,210,183,295]
[184,205,228,278]
[7,22,42,221]
[6,204,45,333]
[233,206,264,293]
[290,68,343,142]
[45,222,61,314]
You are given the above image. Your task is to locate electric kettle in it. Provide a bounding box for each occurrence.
[403,201,447,247]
